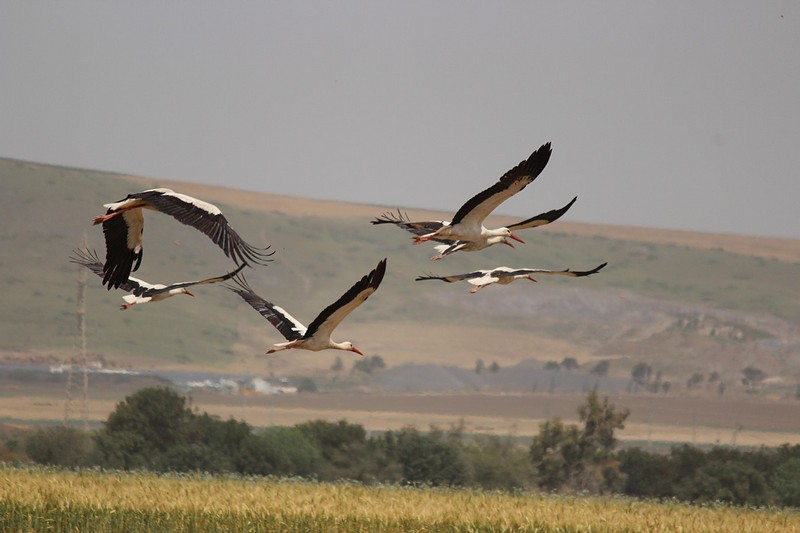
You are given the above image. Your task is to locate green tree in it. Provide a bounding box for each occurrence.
[242,426,321,477]
[577,390,629,492]
[296,419,378,481]
[741,366,766,391]
[669,444,707,488]
[25,425,94,467]
[681,460,774,506]
[462,434,535,491]
[771,457,800,507]
[631,362,652,390]
[561,357,579,371]
[687,372,704,389]
[578,390,629,461]
[94,387,194,470]
[295,377,318,393]
[530,391,629,493]
[93,387,257,473]
[529,418,582,491]
[590,360,610,377]
[394,427,467,487]
[159,442,226,473]
[179,414,253,473]
[618,448,675,498]
[352,355,387,375]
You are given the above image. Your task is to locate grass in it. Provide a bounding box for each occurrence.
[1,466,799,532]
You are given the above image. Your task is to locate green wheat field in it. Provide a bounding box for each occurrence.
[1,467,798,532]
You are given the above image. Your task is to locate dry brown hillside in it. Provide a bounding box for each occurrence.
[125,175,800,263]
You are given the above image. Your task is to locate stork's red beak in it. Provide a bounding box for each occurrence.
[185,290,195,297]
[527,276,538,283]
[510,233,525,244]
[503,240,515,248]
[351,346,364,357]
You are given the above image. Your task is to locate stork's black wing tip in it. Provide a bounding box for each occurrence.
[370,209,409,225]
[371,258,388,288]
[233,244,276,268]
[224,272,253,293]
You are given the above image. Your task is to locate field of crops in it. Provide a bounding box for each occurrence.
[1,466,798,532]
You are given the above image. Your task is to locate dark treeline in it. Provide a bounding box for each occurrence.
[7,387,800,509]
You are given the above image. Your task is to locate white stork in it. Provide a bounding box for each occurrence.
[225,258,387,356]
[411,142,553,245]
[371,196,576,260]
[92,188,273,290]
[70,248,246,309]
[416,262,607,293]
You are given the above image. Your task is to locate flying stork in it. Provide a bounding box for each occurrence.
[371,196,576,260]
[92,188,273,290]
[70,248,246,309]
[410,142,553,245]
[416,262,607,293]
[225,258,387,356]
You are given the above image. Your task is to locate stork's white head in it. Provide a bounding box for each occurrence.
[507,230,525,244]
[339,341,364,356]
[483,235,513,249]
[490,227,525,244]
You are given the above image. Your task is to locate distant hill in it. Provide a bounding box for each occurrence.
[1,157,799,394]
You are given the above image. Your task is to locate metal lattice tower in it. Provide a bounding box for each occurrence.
[66,235,90,429]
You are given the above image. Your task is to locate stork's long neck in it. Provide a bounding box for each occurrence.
[330,340,363,356]
[483,226,509,237]
[330,340,351,350]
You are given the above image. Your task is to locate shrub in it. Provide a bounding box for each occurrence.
[244,426,321,477]
[463,435,534,491]
[680,460,774,506]
[395,427,467,487]
[618,448,675,498]
[25,425,94,467]
[771,457,800,508]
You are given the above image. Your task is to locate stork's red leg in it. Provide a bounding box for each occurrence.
[92,212,118,225]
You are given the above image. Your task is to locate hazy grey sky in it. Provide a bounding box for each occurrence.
[3,2,799,239]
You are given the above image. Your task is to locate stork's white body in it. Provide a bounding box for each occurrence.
[412,142,553,245]
[70,248,245,309]
[226,259,387,356]
[119,283,189,308]
[93,188,272,290]
[372,195,575,261]
[416,263,607,293]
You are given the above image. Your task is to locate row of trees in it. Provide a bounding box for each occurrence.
[14,387,800,508]
[526,359,769,397]
[330,355,787,398]
[620,444,800,507]
[20,387,525,489]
